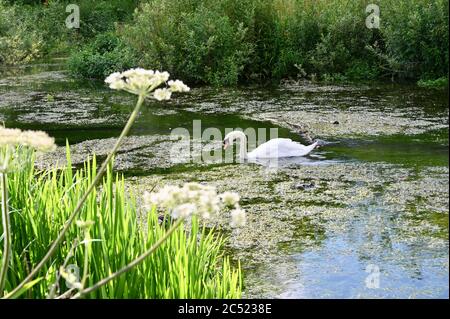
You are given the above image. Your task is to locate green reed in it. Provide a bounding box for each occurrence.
[0,146,241,298]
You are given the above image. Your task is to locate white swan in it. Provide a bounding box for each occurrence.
[223,131,318,159]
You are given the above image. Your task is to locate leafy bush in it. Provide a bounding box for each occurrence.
[123,0,379,83]
[0,2,43,64]
[5,0,447,85]
[0,0,140,65]
[122,0,255,85]
[75,0,139,39]
[344,61,380,81]
[245,0,304,80]
[0,1,76,64]
[2,148,242,298]
[68,33,137,79]
[308,1,373,75]
[119,0,447,85]
[381,0,449,80]
[417,77,448,89]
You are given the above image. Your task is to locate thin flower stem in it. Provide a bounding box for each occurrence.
[55,287,76,299]
[4,94,146,299]
[0,172,11,296]
[80,231,91,289]
[72,217,184,299]
[46,238,79,299]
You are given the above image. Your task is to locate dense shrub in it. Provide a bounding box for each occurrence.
[4,0,446,85]
[248,0,384,82]
[75,0,140,39]
[380,0,449,80]
[67,32,137,79]
[122,0,255,85]
[245,0,306,80]
[308,1,375,77]
[120,0,447,85]
[0,1,43,64]
[0,0,139,65]
[417,77,449,89]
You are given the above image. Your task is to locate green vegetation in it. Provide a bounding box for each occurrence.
[122,0,255,86]
[0,0,139,65]
[0,1,43,64]
[1,147,241,298]
[1,0,448,85]
[417,77,449,89]
[120,0,448,85]
[67,33,137,79]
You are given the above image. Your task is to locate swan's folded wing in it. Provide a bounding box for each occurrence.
[251,138,315,158]
[275,139,315,157]
[248,138,286,158]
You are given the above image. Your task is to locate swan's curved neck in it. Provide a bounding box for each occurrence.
[234,131,248,159]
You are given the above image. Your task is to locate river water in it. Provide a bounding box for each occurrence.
[1,59,448,298]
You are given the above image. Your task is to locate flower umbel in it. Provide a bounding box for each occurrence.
[0,126,56,153]
[154,88,172,101]
[220,192,240,207]
[143,183,220,220]
[168,80,190,93]
[230,207,246,228]
[172,203,197,219]
[143,182,246,227]
[105,68,189,98]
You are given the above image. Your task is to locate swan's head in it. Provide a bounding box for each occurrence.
[222,131,245,150]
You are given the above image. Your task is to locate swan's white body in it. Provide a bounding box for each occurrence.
[223,131,317,159]
[247,138,318,158]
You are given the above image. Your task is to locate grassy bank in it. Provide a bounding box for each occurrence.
[1,148,241,298]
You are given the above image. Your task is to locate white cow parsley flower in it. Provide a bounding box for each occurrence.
[168,80,190,93]
[154,88,172,101]
[105,68,189,100]
[220,192,240,207]
[230,207,246,228]
[172,203,197,219]
[0,126,56,152]
[143,182,245,227]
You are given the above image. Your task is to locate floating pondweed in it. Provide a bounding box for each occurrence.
[129,159,448,297]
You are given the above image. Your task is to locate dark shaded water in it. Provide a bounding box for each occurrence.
[1,59,448,298]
